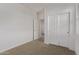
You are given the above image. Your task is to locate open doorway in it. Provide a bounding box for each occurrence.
[37,9,45,41]
[40,19,44,38]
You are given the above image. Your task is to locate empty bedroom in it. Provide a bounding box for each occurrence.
[0,3,79,55]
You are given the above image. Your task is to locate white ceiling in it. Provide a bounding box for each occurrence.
[22,3,75,12]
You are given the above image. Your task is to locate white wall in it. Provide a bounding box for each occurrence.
[34,13,39,39]
[45,4,76,51]
[0,4,37,52]
[75,4,79,54]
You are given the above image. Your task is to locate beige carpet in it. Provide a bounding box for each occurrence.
[0,38,75,55]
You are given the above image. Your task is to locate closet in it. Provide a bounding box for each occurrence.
[45,12,71,48]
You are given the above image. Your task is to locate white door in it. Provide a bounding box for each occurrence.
[48,12,70,48]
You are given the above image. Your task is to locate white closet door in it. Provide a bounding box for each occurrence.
[48,15,59,45]
[48,13,70,48]
[56,13,70,47]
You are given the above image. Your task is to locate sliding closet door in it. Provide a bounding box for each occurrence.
[56,13,70,47]
[48,12,70,48]
[48,15,59,45]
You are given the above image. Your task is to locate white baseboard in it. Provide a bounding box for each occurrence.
[0,39,32,53]
[44,41,75,52]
